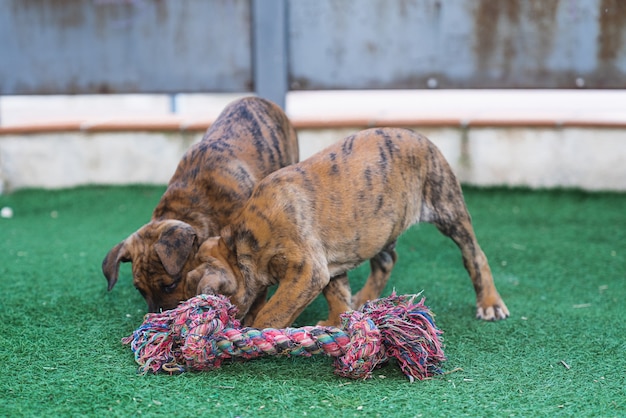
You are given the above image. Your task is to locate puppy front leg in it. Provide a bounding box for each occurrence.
[242,288,268,326]
[318,273,352,327]
[352,242,398,310]
[252,261,330,329]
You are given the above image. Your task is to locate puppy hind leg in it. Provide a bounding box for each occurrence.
[352,242,398,310]
[318,273,352,327]
[432,201,509,321]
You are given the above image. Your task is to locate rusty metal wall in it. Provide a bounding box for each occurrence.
[0,0,252,94]
[1,0,625,95]
[288,0,626,89]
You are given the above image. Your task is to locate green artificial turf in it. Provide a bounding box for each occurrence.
[1,185,624,417]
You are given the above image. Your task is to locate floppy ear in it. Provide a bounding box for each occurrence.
[220,225,234,251]
[154,223,197,276]
[218,234,239,267]
[102,241,132,291]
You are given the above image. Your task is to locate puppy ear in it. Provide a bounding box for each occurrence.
[154,223,197,276]
[102,241,131,291]
[217,235,239,267]
[220,225,234,250]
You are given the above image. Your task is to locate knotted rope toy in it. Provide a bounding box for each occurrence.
[122,292,445,381]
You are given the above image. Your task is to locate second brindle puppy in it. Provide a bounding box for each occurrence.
[190,127,509,328]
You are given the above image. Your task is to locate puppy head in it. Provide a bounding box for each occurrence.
[102,219,198,312]
[187,234,248,317]
[189,236,238,296]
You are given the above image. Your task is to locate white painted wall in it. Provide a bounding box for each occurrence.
[1,91,625,193]
[1,126,625,193]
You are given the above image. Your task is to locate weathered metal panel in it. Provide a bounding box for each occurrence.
[0,0,252,94]
[252,0,288,108]
[288,0,626,89]
[2,0,625,95]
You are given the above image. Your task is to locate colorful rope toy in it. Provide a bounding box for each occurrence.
[122,292,445,381]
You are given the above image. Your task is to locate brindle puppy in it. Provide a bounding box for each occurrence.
[189,127,509,328]
[102,97,299,312]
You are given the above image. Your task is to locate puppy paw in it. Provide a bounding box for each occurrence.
[316,318,341,327]
[476,301,510,321]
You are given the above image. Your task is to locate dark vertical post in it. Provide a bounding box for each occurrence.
[252,0,288,109]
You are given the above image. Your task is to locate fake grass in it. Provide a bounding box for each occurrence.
[1,185,624,417]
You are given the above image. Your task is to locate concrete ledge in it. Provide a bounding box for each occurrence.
[3,114,626,135]
[1,122,625,193]
[1,90,626,193]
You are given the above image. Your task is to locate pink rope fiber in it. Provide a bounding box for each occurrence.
[122,292,445,381]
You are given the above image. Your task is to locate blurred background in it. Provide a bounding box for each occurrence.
[1,0,625,193]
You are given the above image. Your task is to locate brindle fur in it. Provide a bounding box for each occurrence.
[191,127,509,328]
[101,97,299,312]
